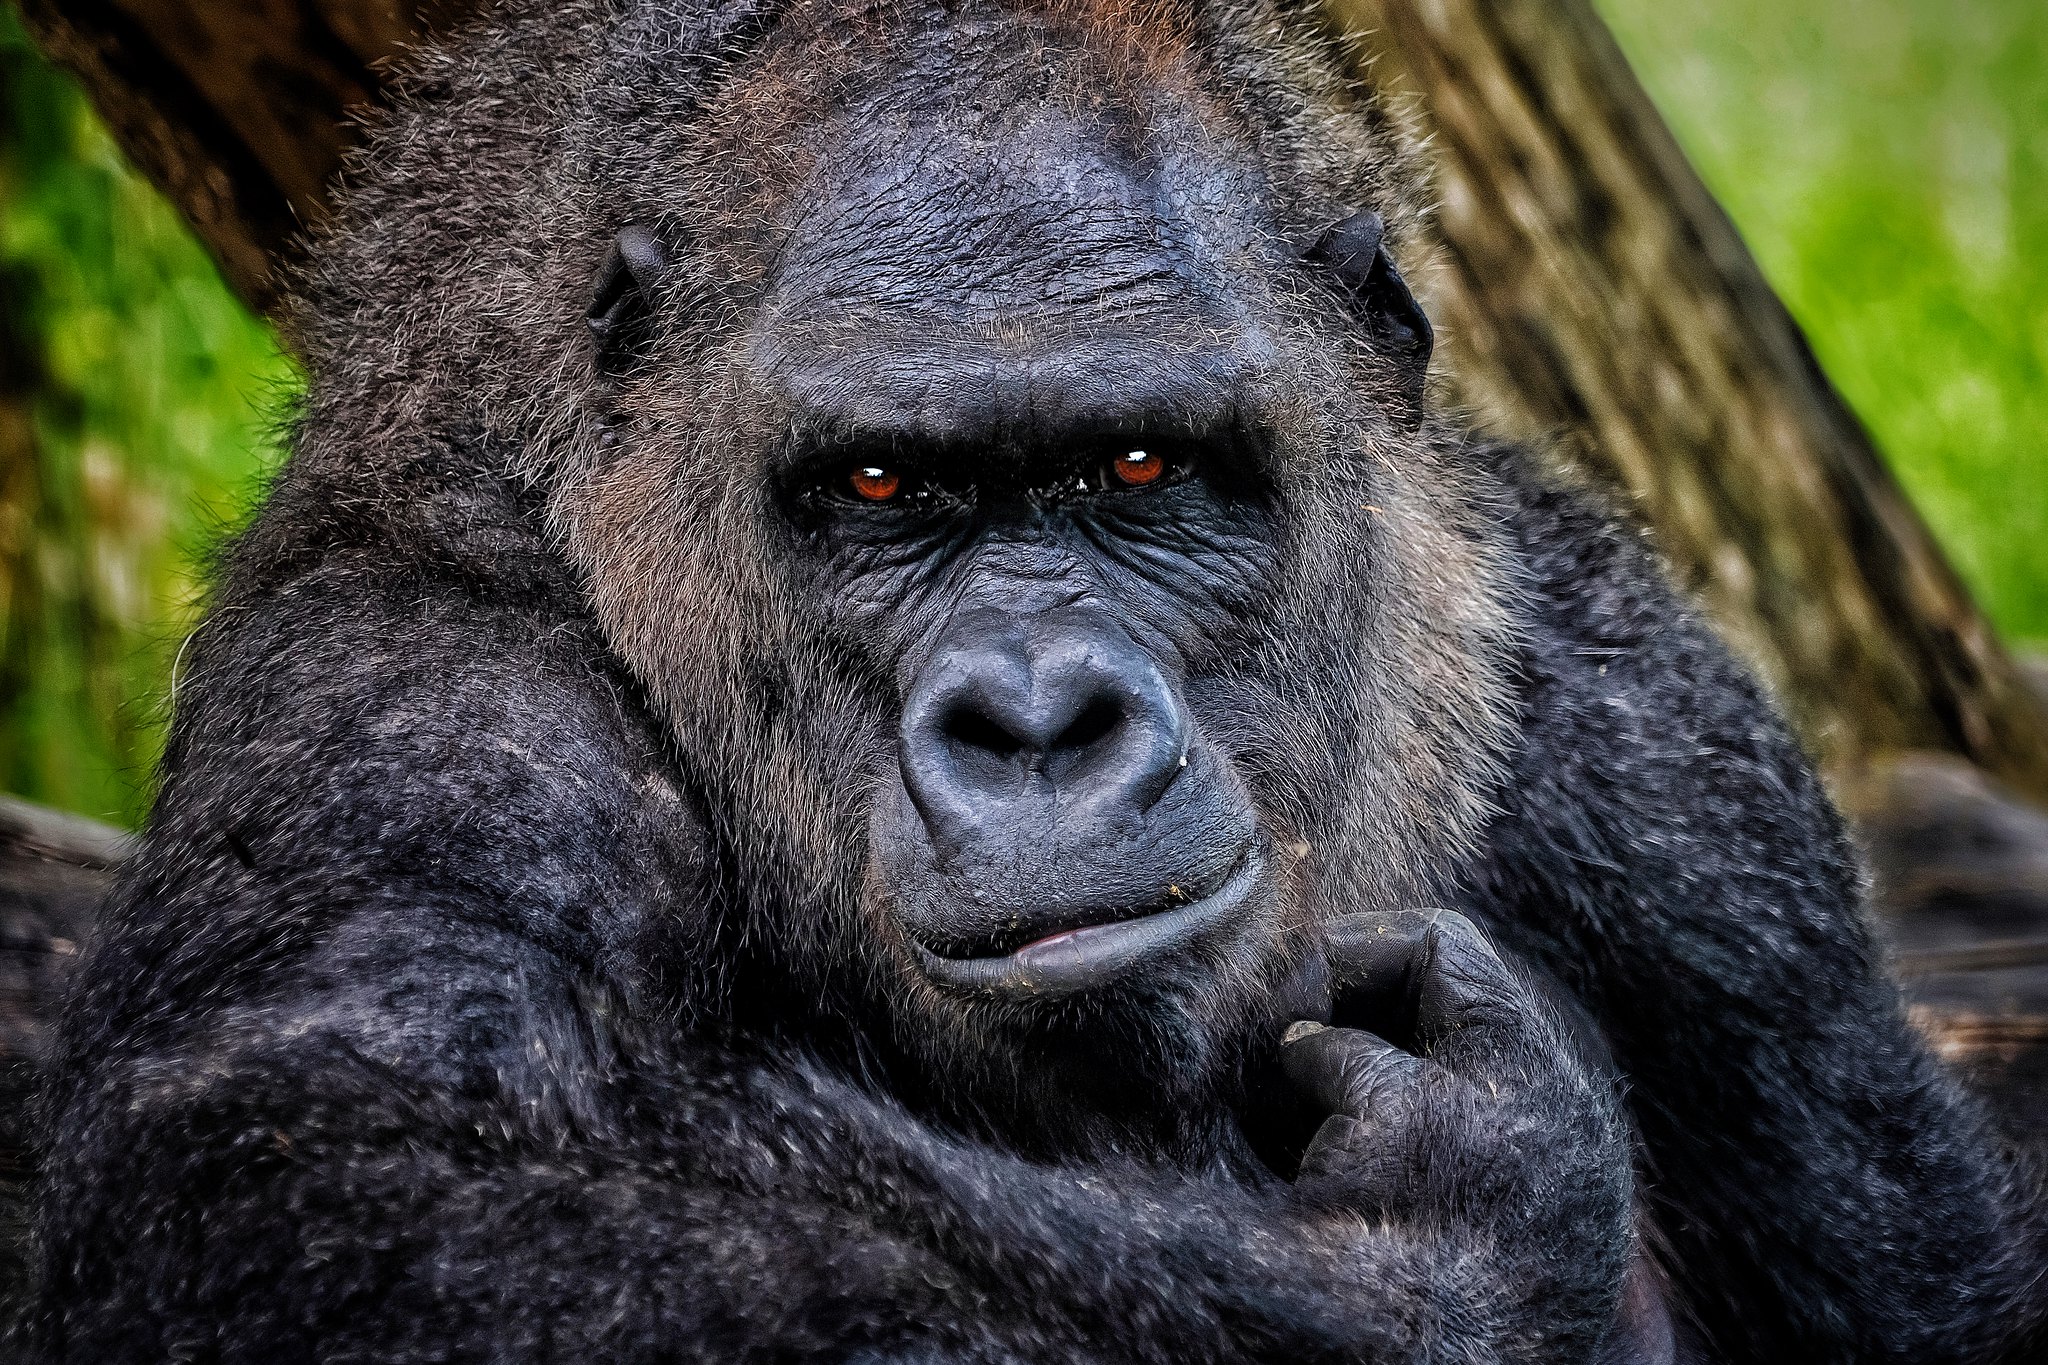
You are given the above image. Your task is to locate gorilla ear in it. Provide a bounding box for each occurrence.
[1309,209,1434,408]
[587,224,671,372]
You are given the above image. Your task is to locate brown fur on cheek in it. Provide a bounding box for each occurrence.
[553,375,853,906]
[1221,372,1519,933]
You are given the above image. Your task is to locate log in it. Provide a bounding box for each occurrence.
[0,797,129,1306]
[0,797,126,1066]
[1846,752,2048,1140]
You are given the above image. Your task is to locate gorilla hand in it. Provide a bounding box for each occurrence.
[1280,911,1637,1353]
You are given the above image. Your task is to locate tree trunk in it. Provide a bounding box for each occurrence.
[1322,0,2048,799]
[16,0,2048,797]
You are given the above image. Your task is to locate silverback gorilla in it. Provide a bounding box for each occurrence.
[24,0,2048,1359]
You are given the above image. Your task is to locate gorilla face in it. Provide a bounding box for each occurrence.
[555,0,1514,1127]
[762,119,1283,1003]
[801,396,1278,1004]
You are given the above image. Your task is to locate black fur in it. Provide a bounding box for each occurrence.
[23,0,2047,1360]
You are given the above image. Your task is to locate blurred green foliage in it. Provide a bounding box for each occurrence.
[1598,0,2048,646]
[0,9,296,825]
[0,1,2043,823]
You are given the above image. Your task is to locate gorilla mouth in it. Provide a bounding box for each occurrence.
[909,844,1263,999]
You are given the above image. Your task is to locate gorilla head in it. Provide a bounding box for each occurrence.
[303,0,1510,1144]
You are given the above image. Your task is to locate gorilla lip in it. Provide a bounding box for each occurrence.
[911,845,1262,998]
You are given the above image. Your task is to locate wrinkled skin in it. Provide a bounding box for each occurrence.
[22,0,2048,1361]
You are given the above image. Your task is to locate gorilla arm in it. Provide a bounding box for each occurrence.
[39,1006,1625,1364]
[30,512,1628,1364]
[1466,446,2048,1363]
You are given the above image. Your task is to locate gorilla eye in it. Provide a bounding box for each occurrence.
[815,459,941,510]
[849,466,902,502]
[1086,443,1189,495]
[1109,448,1165,488]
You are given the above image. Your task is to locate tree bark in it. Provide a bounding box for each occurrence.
[1321,0,2048,800]
[15,0,2048,798]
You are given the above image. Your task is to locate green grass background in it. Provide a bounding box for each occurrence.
[0,1,2043,824]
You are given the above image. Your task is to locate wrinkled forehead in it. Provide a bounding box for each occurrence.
[743,5,1298,427]
[585,0,1372,277]
[766,97,1270,312]
[714,0,1276,267]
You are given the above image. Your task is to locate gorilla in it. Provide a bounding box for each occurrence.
[22,0,2047,1359]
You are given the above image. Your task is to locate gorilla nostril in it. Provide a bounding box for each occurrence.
[941,694,1123,770]
[1055,697,1122,756]
[943,705,1025,761]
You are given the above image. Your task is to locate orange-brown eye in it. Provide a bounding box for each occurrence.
[1110,448,1165,488]
[848,466,901,501]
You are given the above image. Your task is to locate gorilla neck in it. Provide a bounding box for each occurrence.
[747,962,1295,1171]
[935,1033,1274,1171]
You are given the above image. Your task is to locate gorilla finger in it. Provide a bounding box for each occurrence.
[1321,909,1531,1052]
[1320,910,1432,1002]
[1280,1022,1425,1118]
[1294,1113,1433,1210]
[1296,1113,1374,1183]
[1412,910,1532,1052]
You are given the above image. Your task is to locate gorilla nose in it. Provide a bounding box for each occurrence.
[902,620,1187,847]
